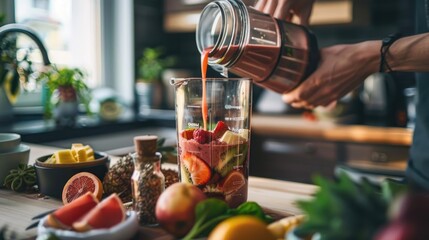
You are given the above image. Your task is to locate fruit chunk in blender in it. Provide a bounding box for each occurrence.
[178,121,249,206]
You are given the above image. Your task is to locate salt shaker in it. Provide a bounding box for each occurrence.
[131,135,165,225]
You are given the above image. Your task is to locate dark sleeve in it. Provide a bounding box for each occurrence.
[406,0,429,190]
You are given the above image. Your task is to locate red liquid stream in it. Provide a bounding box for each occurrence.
[201,49,209,130]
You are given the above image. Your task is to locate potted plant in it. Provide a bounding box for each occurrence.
[36,65,92,126]
[136,47,175,113]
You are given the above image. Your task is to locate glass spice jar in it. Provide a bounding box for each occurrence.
[131,135,165,226]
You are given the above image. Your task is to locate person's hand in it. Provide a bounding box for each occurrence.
[254,0,316,25]
[282,40,380,109]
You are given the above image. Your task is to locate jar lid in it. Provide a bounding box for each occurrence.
[134,135,158,157]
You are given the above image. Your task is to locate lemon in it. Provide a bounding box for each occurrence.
[208,216,276,240]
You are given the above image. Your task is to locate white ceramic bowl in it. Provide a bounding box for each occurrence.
[0,144,30,183]
[0,133,21,153]
[37,211,139,240]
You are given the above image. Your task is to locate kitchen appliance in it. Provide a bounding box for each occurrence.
[196,0,319,93]
[171,77,252,207]
[360,72,412,127]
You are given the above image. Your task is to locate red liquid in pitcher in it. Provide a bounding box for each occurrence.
[209,44,281,82]
[209,43,309,93]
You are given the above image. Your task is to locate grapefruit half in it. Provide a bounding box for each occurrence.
[62,172,103,205]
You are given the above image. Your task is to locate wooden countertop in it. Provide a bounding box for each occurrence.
[0,143,318,239]
[252,114,413,146]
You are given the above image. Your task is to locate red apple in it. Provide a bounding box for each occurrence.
[376,192,429,240]
[155,182,206,237]
[374,220,429,240]
[390,192,429,222]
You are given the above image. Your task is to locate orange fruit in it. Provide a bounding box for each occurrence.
[62,172,103,205]
[181,153,211,185]
[208,216,276,240]
[222,171,245,194]
[73,193,126,232]
[45,192,99,229]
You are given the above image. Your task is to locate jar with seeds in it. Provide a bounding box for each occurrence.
[131,135,165,225]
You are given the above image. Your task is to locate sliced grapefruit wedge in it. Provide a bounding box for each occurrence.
[73,193,126,232]
[45,192,99,230]
[222,171,246,195]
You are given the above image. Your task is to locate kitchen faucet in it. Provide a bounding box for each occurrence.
[0,23,51,66]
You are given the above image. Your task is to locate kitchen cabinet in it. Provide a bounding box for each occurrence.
[250,135,338,183]
[249,114,411,184]
[164,0,255,32]
[338,142,408,176]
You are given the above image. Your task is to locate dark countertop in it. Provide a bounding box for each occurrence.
[0,109,177,144]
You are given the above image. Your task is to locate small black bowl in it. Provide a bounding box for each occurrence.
[34,152,109,199]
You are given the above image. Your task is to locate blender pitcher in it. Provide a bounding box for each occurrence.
[171,78,252,208]
[196,0,319,93]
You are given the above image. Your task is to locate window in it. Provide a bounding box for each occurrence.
[14,0,102,88]
[2,0,134,111]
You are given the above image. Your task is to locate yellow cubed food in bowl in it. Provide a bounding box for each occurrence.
[83,145,95,161]
[71,143,84,149]
[45,155,57,164]
[55,150,77,164]
[72,145,95,162]
[75,148,88,162]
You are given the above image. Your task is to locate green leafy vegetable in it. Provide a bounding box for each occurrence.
[183,199,273,240]
[381,178,408,203]
[294,173,389,240]
[183,199,230,239]
[232,201,270,220]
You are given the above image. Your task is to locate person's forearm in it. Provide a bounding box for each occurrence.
[387,33,429,72]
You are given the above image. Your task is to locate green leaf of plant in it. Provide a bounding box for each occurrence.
[183,198,229,240]
[231,201,273,223]
[195,198,229,222]
[137,47,176,82]
[35,64,92,118]
[381,178,408,203]
[0,14,5,25]
[157,138,166,148]
[296,173,389,240]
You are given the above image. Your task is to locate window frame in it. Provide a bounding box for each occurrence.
[1,0,135,114]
